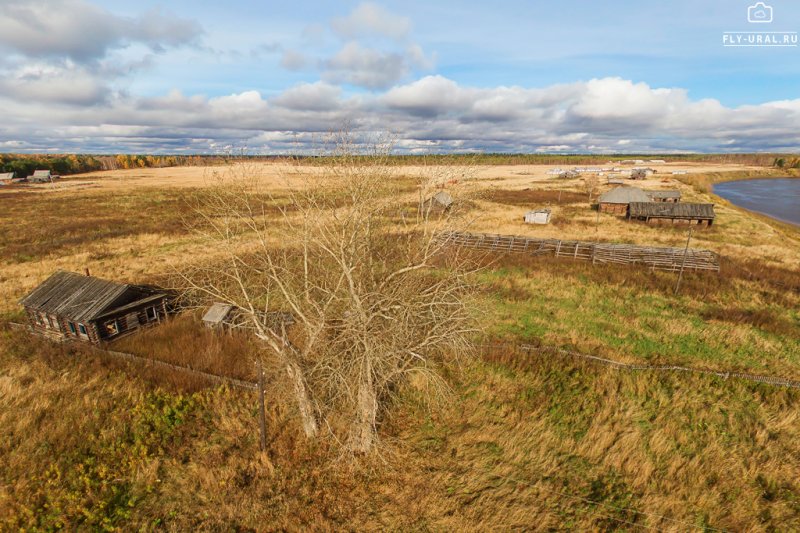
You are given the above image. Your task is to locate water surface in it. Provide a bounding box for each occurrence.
[713,178,800,226]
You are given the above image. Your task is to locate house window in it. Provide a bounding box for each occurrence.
[78,324,87,336]
[104,320,119,336]
[145,306,158,322]
[68,322,77,335]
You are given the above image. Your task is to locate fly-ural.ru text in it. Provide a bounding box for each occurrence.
[723,32,798,47]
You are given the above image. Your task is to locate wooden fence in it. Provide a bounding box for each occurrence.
[437,231,721,272]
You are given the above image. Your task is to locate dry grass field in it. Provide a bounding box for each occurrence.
[1,160,799,530]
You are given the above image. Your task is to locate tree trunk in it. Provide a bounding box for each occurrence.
[286,361,319,438]
[349,378,378,453]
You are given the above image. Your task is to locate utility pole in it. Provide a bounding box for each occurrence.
[674,226,694,295]
[257,358,267,452]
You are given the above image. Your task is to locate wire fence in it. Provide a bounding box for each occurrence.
[481,341,800,390]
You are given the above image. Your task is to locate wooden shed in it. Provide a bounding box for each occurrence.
[646,190,681,203]
[628,202,715,226]
[19,271,171,344]
[597,186,651,215]
[29,170,54,183]
[202,303,235,329]
[524,209,551,224]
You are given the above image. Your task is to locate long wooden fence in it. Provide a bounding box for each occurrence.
[437,231,721,272]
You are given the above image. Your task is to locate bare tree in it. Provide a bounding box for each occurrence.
[179,133,479,453]
[582,174,600,202]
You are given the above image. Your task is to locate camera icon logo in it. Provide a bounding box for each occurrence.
[748,2,773,23]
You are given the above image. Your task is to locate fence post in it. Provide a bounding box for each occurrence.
[674,226,693,295]
[257,358,267,452]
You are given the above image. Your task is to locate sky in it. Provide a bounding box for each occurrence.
[0,0,799,154]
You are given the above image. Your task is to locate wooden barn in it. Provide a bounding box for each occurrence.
[630,169,650,180]
[597,186,651,214]
[0,172,14,185]
[524,209,551,224]
[29,170,54,183]
[628,202,716,226]
[19,271,171,344]
[646,190,681,203]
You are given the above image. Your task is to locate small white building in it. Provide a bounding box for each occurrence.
[524,209,551,224]
[29,170,53,183]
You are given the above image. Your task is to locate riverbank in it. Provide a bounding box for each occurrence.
[714,178,800,228]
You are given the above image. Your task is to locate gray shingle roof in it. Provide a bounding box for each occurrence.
[598,186,651,204]
[20,271,136,322]
[646,190,682,200]
[629,202,715,219]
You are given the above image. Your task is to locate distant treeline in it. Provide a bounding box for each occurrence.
[369,153,800,167]
[1,152,797,177]
[0,154,236,178]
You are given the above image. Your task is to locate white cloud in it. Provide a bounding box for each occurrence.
[321,42,409,89]
[0,0,202,63]
[0,61,110,105]
[272,82,342,111]
[280,49,310,71]
[330,2,411,40]
[2,75,800,154]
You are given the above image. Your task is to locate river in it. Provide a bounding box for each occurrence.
[713,178,800,226]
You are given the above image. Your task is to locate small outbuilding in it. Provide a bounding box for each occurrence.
[0,172,14,185]
[423,191,454,213]
[630,169,649,180]
[646,190,681,203]
[202,303,235,329]
[19,271,171,344]
[29,170,54,183]
[524,209,551,225]
[597,186,651,215]
[558,170,581,179]
[628,202,716,226]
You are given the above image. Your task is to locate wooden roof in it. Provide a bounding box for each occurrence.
[202,303,234,324]
[19,271,160,322]
[629,202,715,220]
[598,186,651,204]
[646,190,681,199]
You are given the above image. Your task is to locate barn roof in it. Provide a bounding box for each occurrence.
[32,170,51,177]
[202,303,234,325]
[598,186,651,204]
[646,190,682,200]
[19,271,153,322]
[0,172,14,180]
[629,202,715,219]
